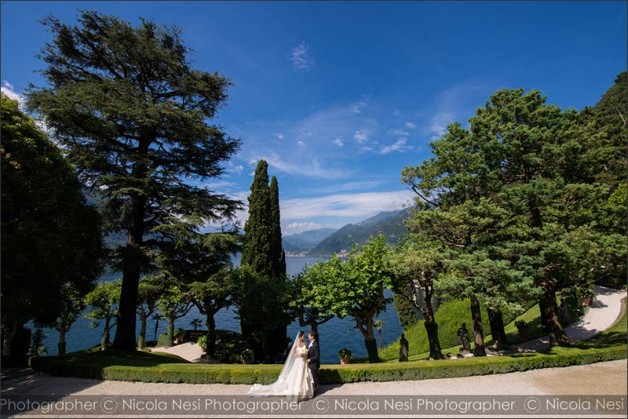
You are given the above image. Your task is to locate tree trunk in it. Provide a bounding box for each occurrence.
[153,316,160,342]
[58,325,67,355]
[112,194,145,351]
[540,281,570,346]
[205,314,217,359]
[470,296,486,357]
[487,307,508,350]
[424,321,444,360]
[241,320,264,363]
[416,275,444,359]
[1,322,19,358]
[167,316,175,346]
[138,312,147,349]
[102,317,111,350]
[362,320,380,363]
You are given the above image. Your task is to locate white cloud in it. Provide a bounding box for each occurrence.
[405,121,417,129]
[353,130,368,143]
[281,190,414,221]
[388,128,409,137]
[380,138,411,155]
[262,151,348,179]
[286,222,323,231]
[288,41,314,71]
[349,95,370,114]
[276,133,285,140]
[426,80,493,140]
[1,81,24,103]
[238,94,379,178]
[429,111,455,139]
[315,180,385,193]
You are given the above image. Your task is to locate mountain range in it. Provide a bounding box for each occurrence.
[283,208,411,256]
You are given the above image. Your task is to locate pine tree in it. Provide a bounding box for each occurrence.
[26,11,241,350]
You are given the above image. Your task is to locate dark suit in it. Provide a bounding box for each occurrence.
[307,340,320,391]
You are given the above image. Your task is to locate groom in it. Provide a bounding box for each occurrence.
[307,331,320,393]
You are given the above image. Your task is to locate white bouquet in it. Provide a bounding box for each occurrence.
[297,346,309,358]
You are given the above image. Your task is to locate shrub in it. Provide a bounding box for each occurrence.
[338,348,352,360]
[197,335,207,352]
[240,349,254,364]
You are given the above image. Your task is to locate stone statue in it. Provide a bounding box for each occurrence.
[457,323,471,353]
[399,333,409,362]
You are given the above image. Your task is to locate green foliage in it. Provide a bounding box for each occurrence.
[579,71,627,188]
[26,10,241,350]
[1,93,105,354]
[289,268,335,332]
[338,348,352,360]
[242,160,273,276]
[53,282,87,355]
[392,291,420,329]
[234,267,291,363]
[84,280,121,350]
[240,349,254,363]
[136,277,162,349]
[308,235,394,363]
[269,176,286,276]
[239,160,288,362]
[197,335,207,352]
[156,279,193,347]
[154,228,240,356]
[402,83,627,348]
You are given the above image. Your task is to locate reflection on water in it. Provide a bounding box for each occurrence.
[38,256,402,364]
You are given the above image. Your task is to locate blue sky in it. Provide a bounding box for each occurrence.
[2,1,626,235]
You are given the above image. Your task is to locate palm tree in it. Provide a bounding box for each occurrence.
[190,318,203,331]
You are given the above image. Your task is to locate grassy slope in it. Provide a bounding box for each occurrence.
[378,299,541,362]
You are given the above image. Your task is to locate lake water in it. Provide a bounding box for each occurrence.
[37,256,403,364]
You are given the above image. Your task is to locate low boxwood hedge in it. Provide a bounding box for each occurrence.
[30,344,626,385]
[29,299,627,385]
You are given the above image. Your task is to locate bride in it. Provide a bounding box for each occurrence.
[247,331,314,400]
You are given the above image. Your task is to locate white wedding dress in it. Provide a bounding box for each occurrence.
[247,333,314,401]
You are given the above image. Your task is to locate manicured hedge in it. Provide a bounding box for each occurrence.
[30,344,626,385]
[30,299,627,385]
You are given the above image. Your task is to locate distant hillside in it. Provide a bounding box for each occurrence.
[283,228,337,253]
[308,209,411,256]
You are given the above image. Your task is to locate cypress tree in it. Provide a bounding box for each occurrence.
[270,176,286,277]
[240,161,288,362]
[242,161,272,276]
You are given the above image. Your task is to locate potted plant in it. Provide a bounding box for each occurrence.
[579,285,595,307]
[515,320,531,341]
[338,348,352,365]
[241,348,254,364]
